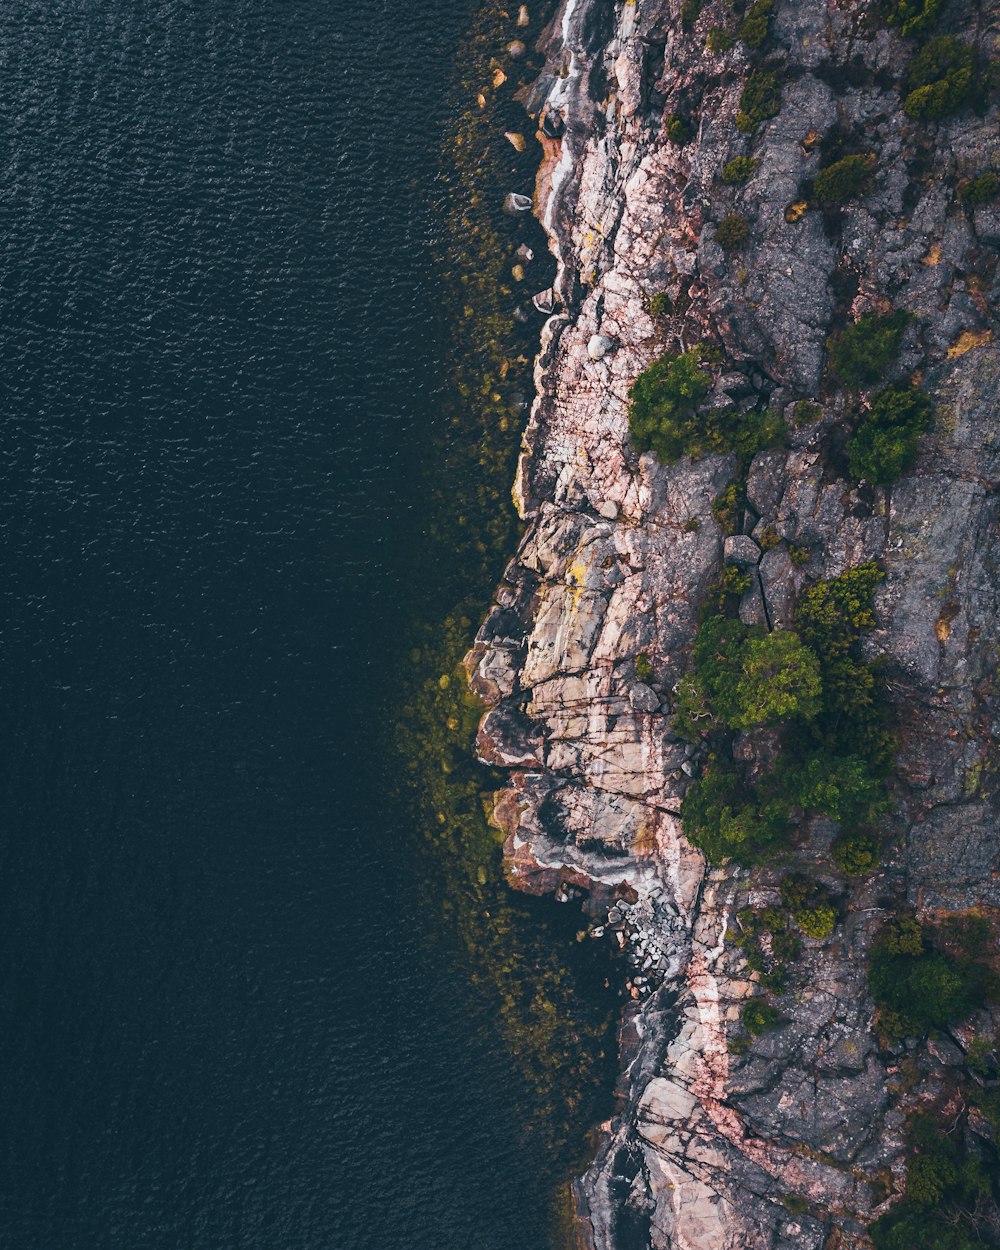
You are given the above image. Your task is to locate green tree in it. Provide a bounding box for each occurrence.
[730,630,822,729]
[827,310,910,390]
[904,37,978,121]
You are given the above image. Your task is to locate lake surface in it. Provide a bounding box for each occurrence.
[0,2,618,1248]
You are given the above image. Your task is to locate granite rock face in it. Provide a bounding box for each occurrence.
[467,0,1000,1245]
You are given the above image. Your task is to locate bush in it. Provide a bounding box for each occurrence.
[648,290,673,317]
[711,482,742,531]
[906,1154,958,1206]
[730,630,822,729]
[792,399,822,425]
[716,213,750,250]
[666,112,694,145]
[635,652,654,683]
[628,348,713,462]
[707,26,733,54]
[833,832,879,875]
[813,154,874,205]
[736,70,781,133]
[827,309,910,390]
[887,0,941,38]
[776,753,887,827]
[904,37,978,121]
[681,763,789,863]
[742,998,780,1035]
[738,0,773,48]
[961,171,1000,205]
[869,918,979,1036]
[796,904,837,940]
[722,155,757,183]
[681,0,702,30]
[847,384,933,484]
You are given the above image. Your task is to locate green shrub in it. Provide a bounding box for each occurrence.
[666,112,694,145]
[684,517,700,532]
[903,37,978,121]
[681,0,702,30]
[796,904,837,940]
[722,155,757,183]
[961,171,1000,204]
[730,630,822,729]
[887,0,941,38]
[648,290,673,317]
[906,1154,959,1207]
[847,384,933,484]
[711,482,742,531]
[736,70,781,133]
[716,213,750,250]
[868,917,981,1036]
[635,652,654,683]
[833,832,879,875]
[681,763,789,862]
[758,526,780,551]
[792,399,822,425]
[812,154,874,205]
[782,1194,809,1215]
[707,26,733,54]
[741,998,780,1035]
[827,310,910,390]
[788,543,811,566]
[738,0,773,48]
[776,753,887,827]
[628,348,713,463]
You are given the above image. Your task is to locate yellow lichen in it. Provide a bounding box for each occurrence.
[947,328,994,358]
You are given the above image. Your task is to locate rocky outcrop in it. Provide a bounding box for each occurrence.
[466,0,1000,1246]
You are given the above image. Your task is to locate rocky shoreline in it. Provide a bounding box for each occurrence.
[466,0,1000,1247]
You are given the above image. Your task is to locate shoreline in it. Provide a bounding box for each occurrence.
[467,0,1000,1245]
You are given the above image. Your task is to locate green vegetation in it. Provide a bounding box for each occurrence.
[635,652,654,683]
[827,309,910,390]
[648,290,673,317]
[627,348,785,466]
[738,0,773,48]
[730,904,802,992]
[716,212,750,250]
[707,26,733,54]
[848,384,933,484]
[833,831,879,876]
[887,0,941,38]
[792,399,822,425]
[903,37,978,121]
[665,112,694,145]
[780,875,838,940]
[736,70,781,133]
[870,1107,1000,1250]
[680,563,892,864]
[961,171,1000,204]
[869,915,999,1041]
[741,998,780,1035]
[812,154,874,205]
[788,543,811,566]
[722,155,758,183]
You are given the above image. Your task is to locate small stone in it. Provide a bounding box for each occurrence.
[590,926,605,938]
[587,334,614,360]
[515,243,534,262]
[517,4,530,26]
[724,534,762,567]
[507,40,526,58]
[630,682,660,713]
[503,192,532,215]
[504,131,526,153]
[608,908,622,923]
[512,263,525,282]
[597,500,618,520]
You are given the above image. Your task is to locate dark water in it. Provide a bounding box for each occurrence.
[0,3,612,1248]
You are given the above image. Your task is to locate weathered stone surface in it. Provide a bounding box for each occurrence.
[467,0,1000,1246]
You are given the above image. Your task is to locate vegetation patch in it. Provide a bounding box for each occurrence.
[707,26,733,54]
[665,112,694,145]
[738,0,773,48]
[812,153,875,205]
[627,348,785,466]
[827,309,910,390]
[903,36,979,121]
[736,70,781,133]
[716,212,751,250]
[847,384,933,484]
[960,171,1000,205]
[887,0,941,38]
[832,831,879,876]
[722,155,758,184]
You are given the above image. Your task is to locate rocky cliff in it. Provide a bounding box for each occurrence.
[466,0,1000,1246]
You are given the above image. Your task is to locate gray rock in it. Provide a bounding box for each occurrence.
[724,535,762,568]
